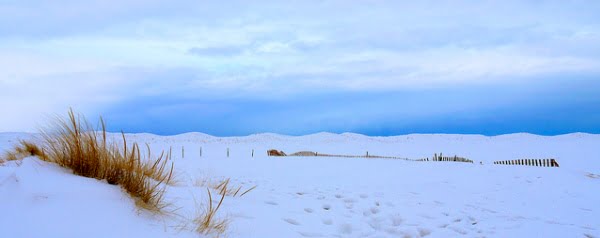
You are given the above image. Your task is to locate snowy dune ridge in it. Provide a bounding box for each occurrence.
[1,132,599,238]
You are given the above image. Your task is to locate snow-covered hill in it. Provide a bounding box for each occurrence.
[1,132,599,237]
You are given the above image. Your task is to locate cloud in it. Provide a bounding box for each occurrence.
[1,1,600,134]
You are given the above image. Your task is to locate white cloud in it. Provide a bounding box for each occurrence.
[1,1,600,132]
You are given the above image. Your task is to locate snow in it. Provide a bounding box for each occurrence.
[1,132,599,237]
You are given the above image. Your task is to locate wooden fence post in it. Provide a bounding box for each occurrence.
[200,146,202,157]
[551,159,559,167]
[252,149,254,157]
[182,146,185,158]
[227,148,229,158]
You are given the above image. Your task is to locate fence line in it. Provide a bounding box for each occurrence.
[268,150,473,163]
[493,158,559,167]
[431,153,473,163]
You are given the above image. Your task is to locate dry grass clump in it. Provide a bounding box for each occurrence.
[195,177,256,198]
[213,178,256,198]
[192,177,257,236]
[3,140,45,162]
[15,109,174,212]
[195,188,229,236]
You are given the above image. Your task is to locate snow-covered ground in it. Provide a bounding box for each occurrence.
[1,132,599,238]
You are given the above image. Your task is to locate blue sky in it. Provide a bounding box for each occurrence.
[1,1,599,136]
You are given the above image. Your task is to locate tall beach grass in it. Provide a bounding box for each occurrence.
[3,109,174,212]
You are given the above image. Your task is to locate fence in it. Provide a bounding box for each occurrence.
[493,158,559,167]
[431,153,473,163]
[190,148,558,168]
[269,150,474,163]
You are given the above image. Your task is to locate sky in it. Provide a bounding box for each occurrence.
[0,0,599,136]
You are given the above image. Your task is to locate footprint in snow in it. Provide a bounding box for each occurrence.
[322,204,331,210]
[283,218,300,225]
[265,201,278,206]
[370,207,380,215]
[418,228,432,237]
[304,208,314,213]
